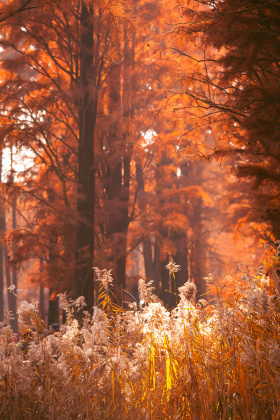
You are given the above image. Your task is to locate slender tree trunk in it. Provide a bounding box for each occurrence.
[136,163,161,296]
[3,218,11,319]
[191,197,207,299]
[175,236,189,287]
[0,233,4,324]
[39,259,45,322]
[0,236,4,322]
[105,37,129,290]
[45,189,60,325]
[143,238,155,279]
[0,152,4,322]
[48,287,59,326]
[39,285,45,323]
[8,196,18,332]
[75,2,96,312]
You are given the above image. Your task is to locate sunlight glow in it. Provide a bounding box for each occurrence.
[141,129,157,147]
[2,146,35,182]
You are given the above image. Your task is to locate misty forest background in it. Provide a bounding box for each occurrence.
[0,0,279,330]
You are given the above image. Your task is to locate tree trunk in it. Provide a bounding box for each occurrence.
[8,197,18,332]
[0,188,4,323]
[0,235,4,324]
[39,259,45,322]
[75,2,96,312]
[39,285,45,323]
[191,197,207,300]
[3,217,11,323]
[48,287,59,326]
[136,162,161,296]
[105,35,132,291]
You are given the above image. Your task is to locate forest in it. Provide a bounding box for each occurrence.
[0,0,280,418]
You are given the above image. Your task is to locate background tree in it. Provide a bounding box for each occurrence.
[0,0,128,314]
[171,0,280,243]
[0,0,262,324]
[0,0,185,313]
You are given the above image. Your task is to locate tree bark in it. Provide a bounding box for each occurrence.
[48,287,59,326]
[0,152,4,323]
[39,284,45,323]
[8,196,18,332]
[191,197,207,300]
[75,2,96,312]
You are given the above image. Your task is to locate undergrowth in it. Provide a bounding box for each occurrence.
[0,256,280,419]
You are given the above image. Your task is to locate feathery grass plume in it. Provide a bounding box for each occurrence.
[93,267,113,291]
[203,272,215,284]
[7,284,16,293]
[247,286,262,314]
[17,300,40,331]
[165,258,181,274]
[260,274,270,288]
[138,278,161,306]
[178,281,197,303]
[141,302,171,338]
[197,299,207,308]
[260,289,269,314]
[3,307,15,327]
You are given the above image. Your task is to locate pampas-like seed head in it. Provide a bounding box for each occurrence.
[179,281,197,302]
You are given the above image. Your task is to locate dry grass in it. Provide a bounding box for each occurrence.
[0,262,280,419]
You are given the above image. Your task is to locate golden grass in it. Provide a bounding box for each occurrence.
[0,265,280,419]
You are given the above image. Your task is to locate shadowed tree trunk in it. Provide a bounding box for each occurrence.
[8,196,18,332]
[48,287,59,326]
[0,154,4,323]
[191,197,207,300]
[39,284,45,323]
[75,2,96,312]
[136,163,161,296]
[39,259,45,322]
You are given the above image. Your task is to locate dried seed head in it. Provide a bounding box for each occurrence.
[7,284,16,292]
[179,281,197,302]
[260,289,269,314]
[165,258,181,274]
[247,288,260,313]
[197,299,207,308]
[93,267,113,291]
[203,273,215,284]
[247,287,269,315]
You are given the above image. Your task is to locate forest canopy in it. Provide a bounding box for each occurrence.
[0,0,278,325]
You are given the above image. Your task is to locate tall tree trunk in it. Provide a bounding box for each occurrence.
[0,231,4,324]
[39,284,45,323]
[48,287,59,326]
[75,2,96,312]
[105,36,130,290]
[39,259,45,322]
[175,235,189,288]
[191,197,207,300]
[46,189,60,326]
[0,152,4,323]
[9,196,18,332]
[136,163,161,296]
[3,216,11,323]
